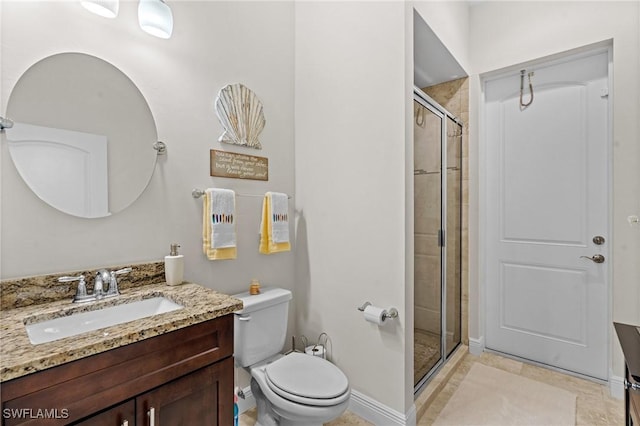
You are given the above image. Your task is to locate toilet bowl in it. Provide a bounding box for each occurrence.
[249,353,350,426]
[233,287,351,426]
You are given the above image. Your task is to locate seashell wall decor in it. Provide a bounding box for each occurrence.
[214,83,265,149]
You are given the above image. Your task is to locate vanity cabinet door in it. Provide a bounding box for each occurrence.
[71,400,135,426]
[630,370,639,426]
[136,357,233,426]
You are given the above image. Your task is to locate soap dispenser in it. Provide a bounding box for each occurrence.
[165,243,184,286]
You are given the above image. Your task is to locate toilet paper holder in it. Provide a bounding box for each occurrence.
[357,302,399,321]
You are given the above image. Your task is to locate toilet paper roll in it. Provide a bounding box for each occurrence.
[305,345,326,358]
[363,305,387,326]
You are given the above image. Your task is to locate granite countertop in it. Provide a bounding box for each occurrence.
[0,282,243,383]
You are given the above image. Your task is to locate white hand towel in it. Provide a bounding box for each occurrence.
[259,192,290,255]
[207,188,236,249]
[269,192,289,244]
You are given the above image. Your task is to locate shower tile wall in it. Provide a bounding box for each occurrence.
[422,78,469,345]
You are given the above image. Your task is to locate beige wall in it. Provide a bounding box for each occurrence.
[412,2,470,73]
[295,1,412,416]
[1,1,295,292]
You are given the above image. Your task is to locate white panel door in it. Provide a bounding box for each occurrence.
[8,122,109,217]
[484,50,609,380]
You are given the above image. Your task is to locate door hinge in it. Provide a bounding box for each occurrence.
[600,88,609,98]
[438,229,445,247]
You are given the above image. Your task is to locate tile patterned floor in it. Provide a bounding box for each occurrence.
[239,408,372,426]
[240,351,624,425]
[419,351,625,426]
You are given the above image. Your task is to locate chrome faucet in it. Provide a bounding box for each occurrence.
[59,267,132,303]
[93,269,110,299]
[105,267,132,297]
[58,274,92,302]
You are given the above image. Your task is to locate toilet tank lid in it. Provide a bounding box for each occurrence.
[233,287,292,314]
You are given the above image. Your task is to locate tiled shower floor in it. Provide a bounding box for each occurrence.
[414,329,441,385]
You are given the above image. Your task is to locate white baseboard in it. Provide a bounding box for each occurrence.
[238,386,417,425]
[349,389,416,426]
[237,386,256,414]
[609,374,624,400]
[468,336,484,355]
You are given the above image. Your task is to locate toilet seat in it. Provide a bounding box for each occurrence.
[264,353,350,407]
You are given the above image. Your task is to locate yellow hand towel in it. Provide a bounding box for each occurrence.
[259,192,291,254]
[203,189,237,260]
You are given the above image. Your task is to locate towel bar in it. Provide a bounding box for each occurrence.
[192,188,291,199]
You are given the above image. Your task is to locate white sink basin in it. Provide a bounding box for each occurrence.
[25,297,183,345]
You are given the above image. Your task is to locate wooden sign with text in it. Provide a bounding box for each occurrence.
[210,149,268,181]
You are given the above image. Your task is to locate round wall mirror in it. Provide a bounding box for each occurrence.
[5,52,159,218]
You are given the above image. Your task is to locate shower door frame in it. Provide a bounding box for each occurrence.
[413,87,463,395]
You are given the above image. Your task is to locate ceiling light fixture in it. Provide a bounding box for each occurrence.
[80,0,119,18]
[138,0,173,39]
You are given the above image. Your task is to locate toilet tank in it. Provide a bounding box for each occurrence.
[233,287,292,367]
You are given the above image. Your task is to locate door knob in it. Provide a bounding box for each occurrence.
[580,254,605,263]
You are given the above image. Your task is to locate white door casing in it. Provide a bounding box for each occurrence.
[484,49,610,380]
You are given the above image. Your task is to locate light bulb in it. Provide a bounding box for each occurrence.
[81,0,119,18]
[138,0,173,39]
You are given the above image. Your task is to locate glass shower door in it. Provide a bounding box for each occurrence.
[413,99,443,387]
[445,117,462,357]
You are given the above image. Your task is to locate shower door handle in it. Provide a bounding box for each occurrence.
[580,254,605,263]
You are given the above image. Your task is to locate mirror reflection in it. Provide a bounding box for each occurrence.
[6,52,159,218]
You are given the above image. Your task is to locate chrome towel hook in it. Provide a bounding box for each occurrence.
[519,69,534,109]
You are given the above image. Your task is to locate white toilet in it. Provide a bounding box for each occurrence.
[233,287,350,426]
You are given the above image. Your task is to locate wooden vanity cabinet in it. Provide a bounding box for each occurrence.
[1,315,234,426]
[627,365,640,426]
[72,401,135,426]
[135,359,232,426]
[614,322,640,426]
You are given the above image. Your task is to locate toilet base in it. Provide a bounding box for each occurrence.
[251,378,323,426]
[251,378,324,426]
[251,378,279,426]
[278,419,321,426]
[255,419,321,426]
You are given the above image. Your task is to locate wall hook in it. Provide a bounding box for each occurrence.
[519,70,534,109]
